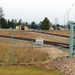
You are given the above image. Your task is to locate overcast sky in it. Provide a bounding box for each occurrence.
[0,0,75,25]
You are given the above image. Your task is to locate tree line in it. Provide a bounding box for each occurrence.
[0,7,61,30]
[0,18,22,29]
[0,17,52,30]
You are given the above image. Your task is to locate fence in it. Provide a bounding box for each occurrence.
[0,29,69,64]
[0,30,52,64]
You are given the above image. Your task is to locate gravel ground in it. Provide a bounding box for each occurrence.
[44,57,75,75]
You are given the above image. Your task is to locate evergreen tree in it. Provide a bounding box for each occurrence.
[14,19,17,26]
[0,18,7,28]
[31,21,37,29]
[5,19,8,28]
[41,17,50,30]
[11,19,15,29]
[17,19,22,25]
[25,22,28,26]
[56,24,60,30]
[7,19,11,28]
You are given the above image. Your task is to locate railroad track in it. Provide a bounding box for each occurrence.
[31,30,69,38]
[0,35,69,49]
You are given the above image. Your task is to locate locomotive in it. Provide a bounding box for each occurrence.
[21,25,25,30]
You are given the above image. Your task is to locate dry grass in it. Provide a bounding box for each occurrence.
[44,30,70,36]
[0,39,50,64]
[0,29,70,37]
[0,29,69,44]
[0,29,69,65]
[0,38,68,64]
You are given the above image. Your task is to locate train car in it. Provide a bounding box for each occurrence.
[21,25,25,30]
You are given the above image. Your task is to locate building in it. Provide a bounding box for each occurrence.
[16,25,28,30]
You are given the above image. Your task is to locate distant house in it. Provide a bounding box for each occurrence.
[16,25,20,29]
[50,26,54,31]
[16,25,28,30]
[57,27,64,30]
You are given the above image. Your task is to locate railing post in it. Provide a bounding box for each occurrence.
[10,28,14,64]
[69,22,74,57]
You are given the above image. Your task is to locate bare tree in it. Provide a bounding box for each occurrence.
[0,7,4,19]
[0,7,4,28]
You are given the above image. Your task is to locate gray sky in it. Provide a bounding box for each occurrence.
[0,0,75,25]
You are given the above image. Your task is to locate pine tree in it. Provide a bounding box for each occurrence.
[41,17,50,30]
[0,18,6,28]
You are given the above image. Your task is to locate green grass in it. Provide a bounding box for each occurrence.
[0,66,62,75]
